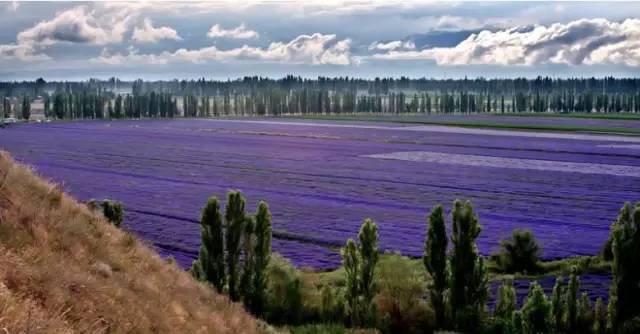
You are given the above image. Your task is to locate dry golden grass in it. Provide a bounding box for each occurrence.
[0,151,270,333]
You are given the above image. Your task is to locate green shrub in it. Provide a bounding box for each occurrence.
[87,199,124,227]
[320,284,344,323]
[375,254,435,334]
[265,254,304,325]
[497,229,540,274]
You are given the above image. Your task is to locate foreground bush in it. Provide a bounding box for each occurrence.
[86,198,124,227]
[375,254,435,334]
[264,254,304,324]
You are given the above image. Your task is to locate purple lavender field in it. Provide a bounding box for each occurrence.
[2,119,640,272]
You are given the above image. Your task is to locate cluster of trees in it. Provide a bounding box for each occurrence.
[48,91,178,120]
[422,201,640,334]
[190,191,273,317]
[188,193,640,333]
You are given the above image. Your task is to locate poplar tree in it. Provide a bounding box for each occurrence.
[21,95,30,120]
[521,282,552,334]
[251,201,272,316]
[191,197,225,292]
[343,238,360,326]
[494,279,517,332]
[225,190,246,302]
[342,218,379,328]
[593,297,606,334]
[449,200,488,332]
[358,218,378,326]
[550,276,565,333]
[608,202,640,332]
[240,216,255,307]
[424,204,448,328]
[565,266,580,333]
[576,292,594,333]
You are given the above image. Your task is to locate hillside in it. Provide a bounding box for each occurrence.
[0,151,267,333]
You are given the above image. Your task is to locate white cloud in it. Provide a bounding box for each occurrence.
[0,43,49,61]
[132,18,181,43]
[92,33,354,66]
[17,5,135,46]
[368,40,415,51]
[370,18,640,67]
[207,23,259,39]
[93,47,168,65]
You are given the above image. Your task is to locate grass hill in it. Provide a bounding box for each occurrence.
[0,151,268,333]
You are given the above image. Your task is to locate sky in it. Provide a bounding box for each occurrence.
[1,1,639,80]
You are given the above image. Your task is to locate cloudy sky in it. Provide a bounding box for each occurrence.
[1,1,639,80]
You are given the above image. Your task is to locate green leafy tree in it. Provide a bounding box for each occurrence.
[191,197,225,292]
[21,95,31,120]
[521,282,552,334]
[493,279,516,333]
[576,292,594,334]
[512,310,524,334]
[240,216,255,307]
[550,276,565,333]
[593,297,606,334]
[498,229,540,274]
[358,219,379,327]
[423,204,448,328]
[342,219,379,328]
[565,266,580,333]
[250,201,272,316]
[225,190,246,302]
[608,202,640,333]
[449,200,488,332]
[343,238,360,326]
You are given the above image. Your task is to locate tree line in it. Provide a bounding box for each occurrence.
[3,76,640,97]
[3,88,639,121]
[188,190,640,333]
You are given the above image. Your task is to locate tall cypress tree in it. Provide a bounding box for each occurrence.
[358,218,378,326]
[251,201,272,316]
[593,297,606,334]
[550,276,565,333]
[342,238,360,326]
[21,95,31,120]
[341,218,379,328]
[608,202,640,332]
[449,200,488,332]
[191,196,225,292]
[522,282,552,334]
[424,204,448,328]
[565,266,580,333]
[225,190,246,302]
[240,216,255,307]
[494,279,517,332]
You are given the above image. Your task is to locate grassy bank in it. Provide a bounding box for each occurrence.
[0,151,270,333]
[490,112,640,121]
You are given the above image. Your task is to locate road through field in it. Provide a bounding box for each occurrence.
[2,118,639,270]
